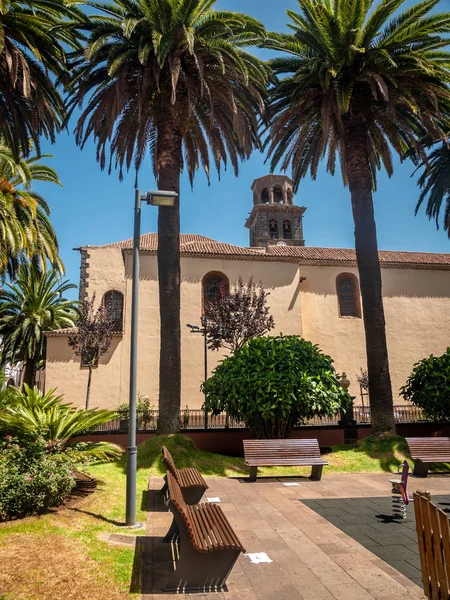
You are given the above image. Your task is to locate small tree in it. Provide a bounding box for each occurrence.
[202,335,350,438]
[401,349,450,422]
[204,277,275,353]
[68,295,115,409]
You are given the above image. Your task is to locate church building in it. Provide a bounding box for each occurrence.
[45,175,450,411]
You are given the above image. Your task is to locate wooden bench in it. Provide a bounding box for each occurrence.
[406,437,450,477]
[414,490,450,598]
[161,446,208,504]
[163,471,245,593]
[243,439,328,481]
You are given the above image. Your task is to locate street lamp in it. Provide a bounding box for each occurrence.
[126,188,178,528]
[186,318,208,430]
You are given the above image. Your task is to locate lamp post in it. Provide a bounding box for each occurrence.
[186,318,208,430]
[126,188,178,528]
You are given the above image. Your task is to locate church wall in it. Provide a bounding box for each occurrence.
[45,251,302,411]
[178,256,302,409]
[45,246,128,409]
[300,265,450,403]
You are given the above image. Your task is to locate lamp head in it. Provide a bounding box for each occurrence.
[146,190,178,207]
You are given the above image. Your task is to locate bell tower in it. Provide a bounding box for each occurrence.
[245,175,306,248]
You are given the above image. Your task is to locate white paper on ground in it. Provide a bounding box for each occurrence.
[283,482,300,487]
[206,497,221,503]
[246,552,273,564]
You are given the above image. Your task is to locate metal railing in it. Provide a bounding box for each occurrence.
[89,404,428,432]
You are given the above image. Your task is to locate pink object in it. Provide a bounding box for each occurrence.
[398,460,411,505]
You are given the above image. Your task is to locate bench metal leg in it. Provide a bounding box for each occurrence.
[182,487,206,505]
[249,466,257,482]
[162,517,179,543]
[413,460,429,478]
[310,465,323,481]
[163,535,240,592]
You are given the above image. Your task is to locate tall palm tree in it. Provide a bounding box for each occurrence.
[0,264,78,387]
[0,0,84,158]
[414,140,450,234]
[264,0,450,434]
[0,140,63,276]
[66,0,269,433]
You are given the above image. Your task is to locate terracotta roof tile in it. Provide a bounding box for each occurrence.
[266,245,450,267]
[96,233,276,260]
[101,233,217,250]
[84,233,450,269]
[44,328,76,337]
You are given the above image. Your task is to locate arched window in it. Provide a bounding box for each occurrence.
[269,219,278,239]
[273,187,283,203]
[336,274,361,318]
[283,220,292,239]
[261,188,269,203]
[202,272,229,312]
[102,290,124,331]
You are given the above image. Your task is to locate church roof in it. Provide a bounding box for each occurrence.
[89,233,450,270]
[265,246,450,269]
[95,233,281,261]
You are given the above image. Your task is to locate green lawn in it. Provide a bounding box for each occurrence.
[0,432,447,600]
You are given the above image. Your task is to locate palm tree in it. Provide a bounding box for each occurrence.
[0,385,122,462]
[264,0,450,434]
[66,0,269,433]
[0,140,63,276]
[414,141,450,234]
[0,0,84,158]
[0,264,78,387]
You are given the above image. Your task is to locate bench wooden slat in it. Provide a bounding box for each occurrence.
[166,472,245,554]
[243,439,327,481]
[406,438,450,477]
[162,446,208,503]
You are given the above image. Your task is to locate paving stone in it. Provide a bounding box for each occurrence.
[328,582,376,599]
[141,475,450,599]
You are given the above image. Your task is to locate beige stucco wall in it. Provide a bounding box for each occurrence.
[46,246,450,411]
[45,249,302,410]
[300,265,450,403]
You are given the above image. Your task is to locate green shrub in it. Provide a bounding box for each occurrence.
[202,335,350,438]
[117,394,154,429]
[0,436,75,521]
[0,386,122,462]
[401,348,450,421]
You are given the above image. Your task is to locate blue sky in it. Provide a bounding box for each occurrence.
[33,0,450,298]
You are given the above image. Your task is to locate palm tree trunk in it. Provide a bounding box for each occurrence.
[346,124,396,435]
[22,359,36,389]
[155,110,182,434]
[85,365,93,409]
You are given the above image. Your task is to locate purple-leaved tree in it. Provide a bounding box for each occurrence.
[204,277,275,353]
[68,295,115,409]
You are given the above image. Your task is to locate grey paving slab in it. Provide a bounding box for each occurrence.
[302,494,450,590]
[137,474,445,599]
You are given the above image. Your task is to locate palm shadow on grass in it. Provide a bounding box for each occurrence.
[120,433,248,479]
[328,435,409,473]
[329,434,450,474]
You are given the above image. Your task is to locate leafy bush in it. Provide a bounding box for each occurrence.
[0,436,75,521]
[401,348,450,421]
[0,386,122,462]
[117,394,154,429]
[202,335,350,438]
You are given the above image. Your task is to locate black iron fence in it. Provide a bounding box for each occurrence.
[90,404,428,432]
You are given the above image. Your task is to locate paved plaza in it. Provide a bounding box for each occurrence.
[140,473,450,599]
